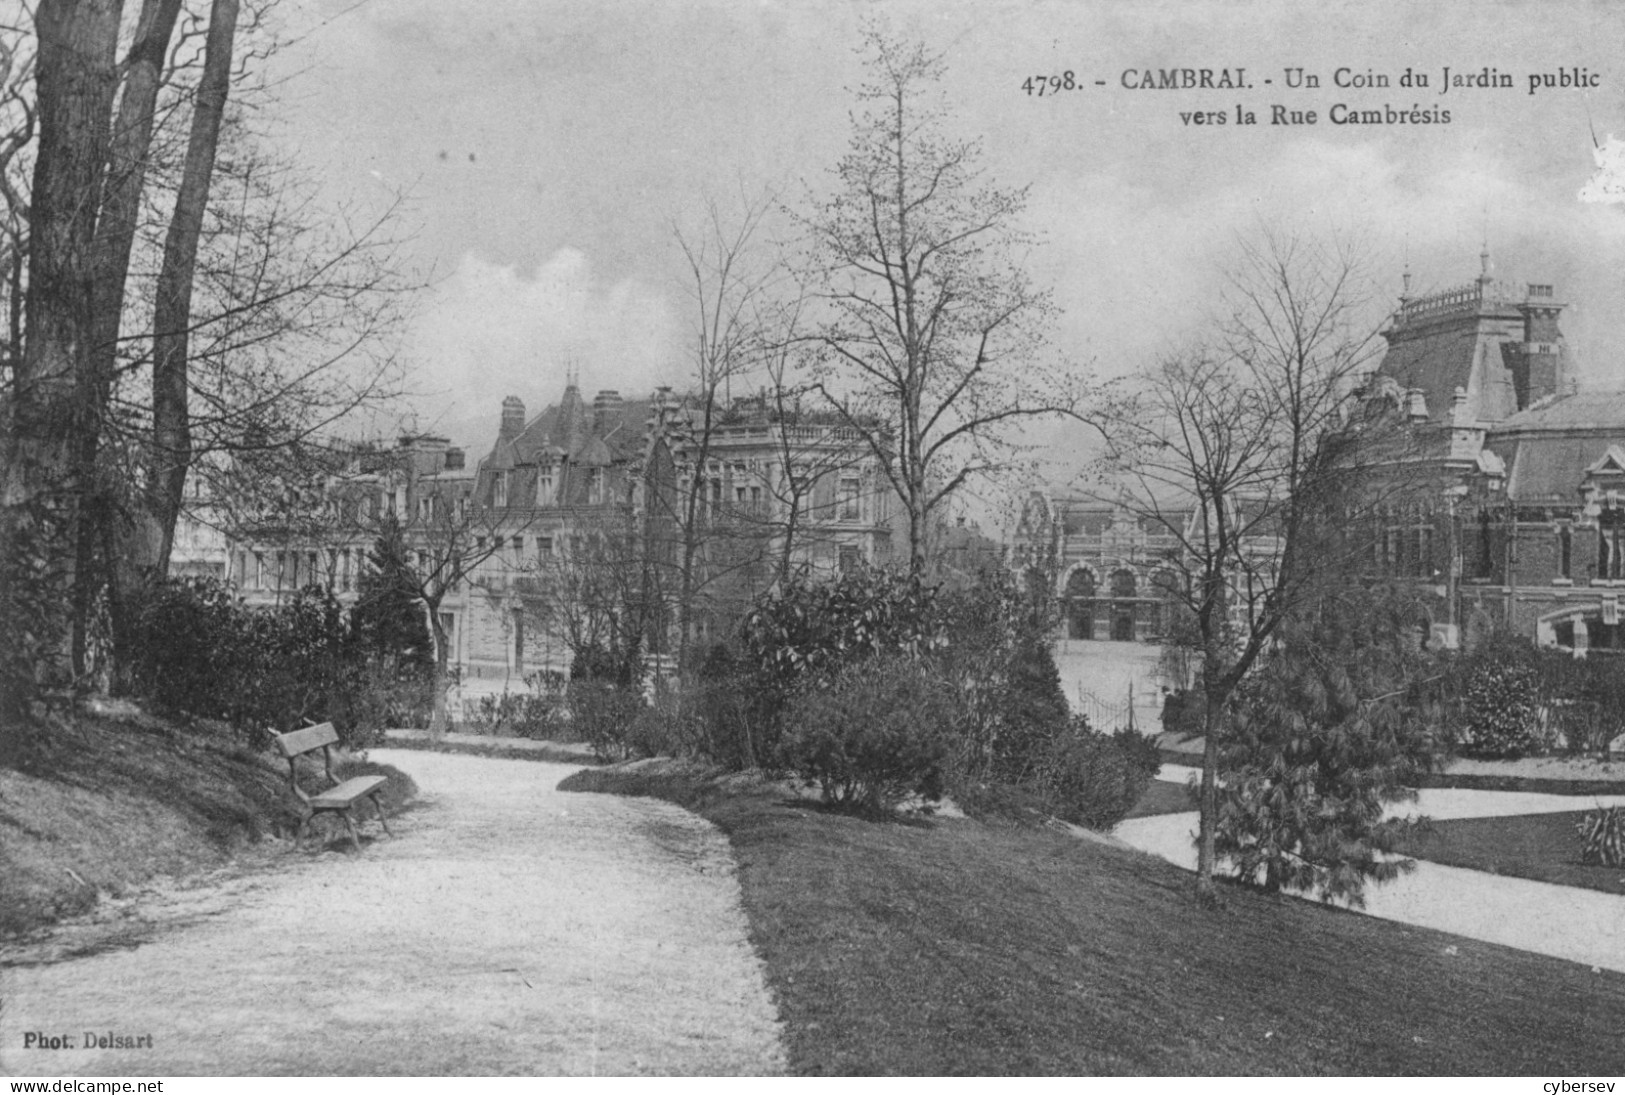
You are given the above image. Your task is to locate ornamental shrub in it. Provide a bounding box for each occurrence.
[1457,658,1544,758]
[690,643,770,770]
[130,578,374,745]
[1038,719,1159,831]
[740,569,943,752]
[131,577,251,723]
[465,672,569,739]
[570,680,645,761]
[1578,805,1625,866]
[779,655,952,815]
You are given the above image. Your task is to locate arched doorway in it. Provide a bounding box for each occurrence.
[1110,569,1137,642]
[1064,569,1096,640]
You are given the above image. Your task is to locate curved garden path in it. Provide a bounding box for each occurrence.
[0,751,786,1077]
[1119,764,1625,974]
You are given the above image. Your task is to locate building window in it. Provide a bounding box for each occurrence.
[1603,511,1625,580]
[839,544,860,574]
[537,466,555,506]
[494,471,509,508]
[1556,620,1576,648]
[841,477,861,521]
[537,536,553,558]
[513,609,525,669]
[511,536,524,555]
[1559,526,1572,580]
[588,468,604,505]
[1406,510,1433,578]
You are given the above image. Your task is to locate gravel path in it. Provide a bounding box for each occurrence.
[0,751,786,1076]
[1119,772,1625,974]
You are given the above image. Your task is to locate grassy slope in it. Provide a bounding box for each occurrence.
[0,709,415,937]
[564,764,1625,1076]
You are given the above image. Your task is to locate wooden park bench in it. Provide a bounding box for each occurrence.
[273,722,391,851]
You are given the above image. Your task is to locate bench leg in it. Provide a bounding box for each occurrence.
[342,810,362,852]
[369,791,392,838]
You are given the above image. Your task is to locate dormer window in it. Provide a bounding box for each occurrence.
[536,465,555,506]
[587,467,604,505]
[494,471,509,508]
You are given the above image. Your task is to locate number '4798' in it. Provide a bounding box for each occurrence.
[1022,73,1076,95]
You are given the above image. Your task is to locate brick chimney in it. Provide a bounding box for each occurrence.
[592,389,623,433]
[444,447,465,471]
[500,396,525,440]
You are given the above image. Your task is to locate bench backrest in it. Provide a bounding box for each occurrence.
[274,722,340,759]
[273,723,342,800]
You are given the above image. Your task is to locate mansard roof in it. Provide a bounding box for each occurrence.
[1496,390,1625,433]
[491,386,652,469]
[1376,323,1482,428]
[1481,392,1625,502]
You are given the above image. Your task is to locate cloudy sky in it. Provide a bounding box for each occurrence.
[266,0,1625,494]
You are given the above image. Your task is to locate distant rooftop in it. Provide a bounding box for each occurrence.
[1394,279,1559,329]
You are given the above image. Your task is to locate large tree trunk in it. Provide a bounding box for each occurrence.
[2,0,124,736]
[72,0,185,678]
[148,0,237,578]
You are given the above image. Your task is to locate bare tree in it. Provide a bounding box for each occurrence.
[355,468,525,737]
[663,192,779,673]
[524,506,658,685]
[1103,231,1386,900]
[799,27,1101,574]
[0,1,413,726]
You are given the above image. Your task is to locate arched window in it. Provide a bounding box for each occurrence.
[1064,570,1096,640]
[1111,569,1136,599]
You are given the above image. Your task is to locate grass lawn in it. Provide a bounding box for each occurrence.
[564,763,1625,1076]
[1401,810,1625,897]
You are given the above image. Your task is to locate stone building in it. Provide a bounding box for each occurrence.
[1010,493,1189,643]
[184,377,893,694]
[1357,251,1625,655]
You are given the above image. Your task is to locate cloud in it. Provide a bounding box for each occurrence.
[402,249,683,444]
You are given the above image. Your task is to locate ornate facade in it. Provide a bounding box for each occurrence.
[179,378,893,693]
[1011,493,1188,642]
[1352,251,1625,654]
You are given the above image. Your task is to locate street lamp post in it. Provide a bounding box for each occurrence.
[1442,483,1470,649]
